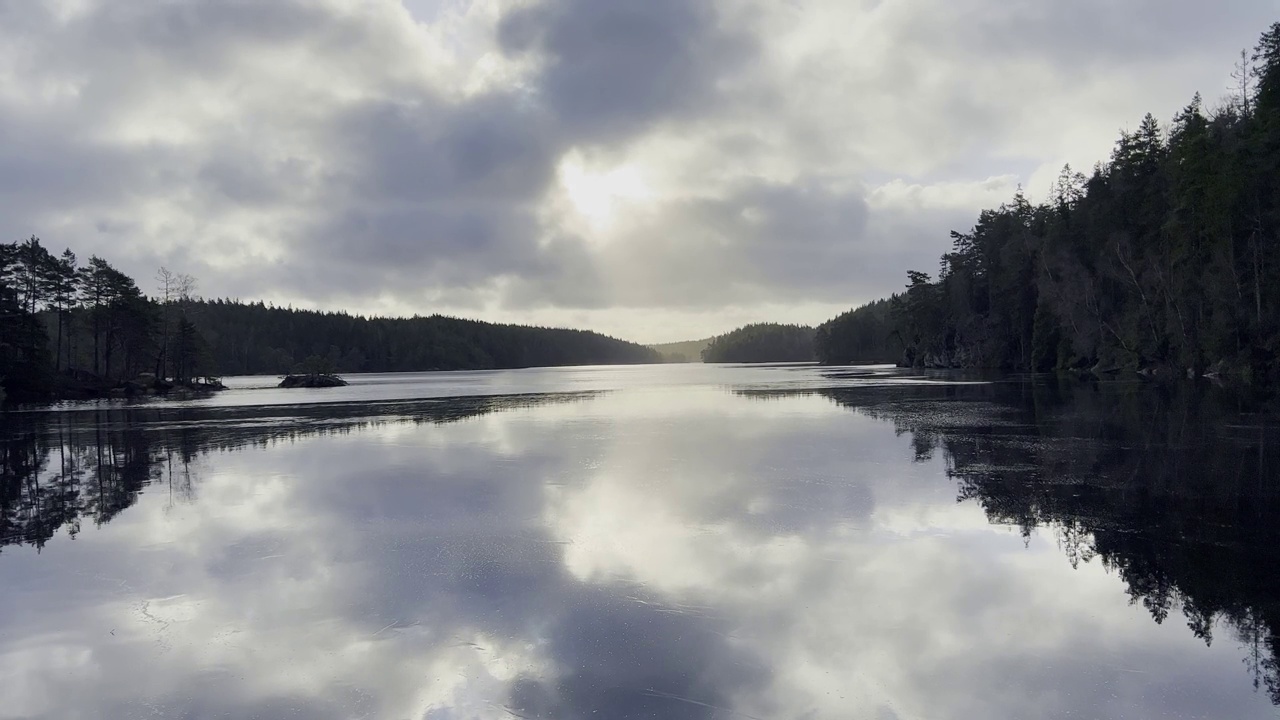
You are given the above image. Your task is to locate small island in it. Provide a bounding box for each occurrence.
[278,373,348,388]
[109,373,228,397]
[277,355,349,388]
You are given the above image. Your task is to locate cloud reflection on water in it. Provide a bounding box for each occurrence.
[0,376,1276,719]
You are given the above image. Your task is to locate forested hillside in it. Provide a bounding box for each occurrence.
[701,323,815,363]
[814,298,902,365]
[649,337,713,363]
[188,300,659,375]
[0,240,657,401]
[818,23,1280,380]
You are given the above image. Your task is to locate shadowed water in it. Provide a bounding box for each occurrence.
[1,365,1277,719]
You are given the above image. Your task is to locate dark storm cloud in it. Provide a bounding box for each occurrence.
[196,152,316,208]
[0,131,162,214]
[262,90,598,305]
[497,0,757,143]
[320,203,534,271]
[330,94,560,204]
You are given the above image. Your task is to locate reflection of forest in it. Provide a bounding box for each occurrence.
[749,378,1280,703]
[8,382,1280,704]
[0,393,595,554]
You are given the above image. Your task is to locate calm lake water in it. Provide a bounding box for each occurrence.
[2,364,1278,719]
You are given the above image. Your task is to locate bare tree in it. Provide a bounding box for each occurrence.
[1231,48,1255,117]
[155,268,198,380]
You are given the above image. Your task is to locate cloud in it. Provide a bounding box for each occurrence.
[497,0,757,143]
[0,0,1274,340]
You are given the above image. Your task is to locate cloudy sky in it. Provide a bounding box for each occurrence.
[1,0,1274,343]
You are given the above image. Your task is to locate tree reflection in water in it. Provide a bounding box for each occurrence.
[5,380,1279,707]
[745,378,1280,704]
[0,393,598,554]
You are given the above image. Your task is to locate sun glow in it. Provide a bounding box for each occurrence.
[557,153,651,231]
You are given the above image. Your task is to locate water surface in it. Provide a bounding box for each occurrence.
[1,365,1277,719]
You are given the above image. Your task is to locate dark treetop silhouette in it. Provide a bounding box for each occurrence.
[742,377,1280,704]
[700,323,816,363]
[817,22,1280,381]
[0,392,596,552]
[0,239,658,402]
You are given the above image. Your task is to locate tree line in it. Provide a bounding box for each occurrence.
[0,238,209,400]
[813,298,902,365]
[700,323,816,363]
[186,299,659,376]
[0,239,659,401]
[817,23,1280,381]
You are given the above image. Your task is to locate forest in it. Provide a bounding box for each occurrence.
[0,240,657,401]
[818,23,1280,381]
[0,240,207,401]
[187,299,658,376]
[700,323,816,363]
[813,298,902,365]
[650,337,713,363]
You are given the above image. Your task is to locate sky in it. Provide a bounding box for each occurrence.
[0,0,1275,344]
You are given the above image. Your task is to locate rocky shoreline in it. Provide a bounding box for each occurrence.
[10,371,231,402]
[898,348,1275,385]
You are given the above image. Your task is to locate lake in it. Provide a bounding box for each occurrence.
[1,364,1277,719]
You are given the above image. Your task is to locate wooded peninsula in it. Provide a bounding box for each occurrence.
[817,23,1280,381]
[0,245,658,401]
[700,324,816,363]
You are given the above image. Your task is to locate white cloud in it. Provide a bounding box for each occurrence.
[0,0,1273,341]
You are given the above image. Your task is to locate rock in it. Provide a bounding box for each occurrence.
[188,378,227,391]
[278,373,348,388]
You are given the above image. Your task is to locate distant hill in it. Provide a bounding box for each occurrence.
[649,337,714,363]
[3,240,659,401]
[189,300,662,375]
[701,324,816,363]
